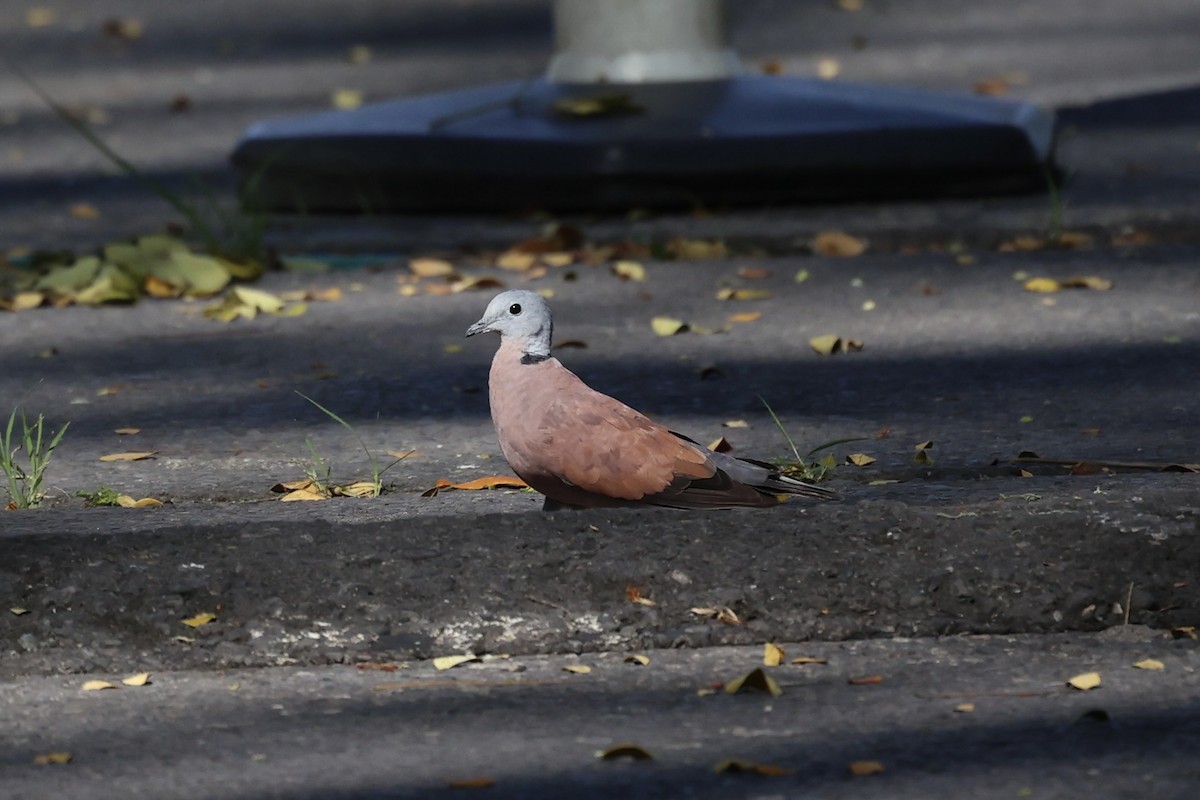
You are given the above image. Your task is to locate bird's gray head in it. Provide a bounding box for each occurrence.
[465,289,554,359]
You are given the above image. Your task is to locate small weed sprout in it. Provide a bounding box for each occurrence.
[759,396,864,483]
[1,407,69,509]
[296,393,410,497]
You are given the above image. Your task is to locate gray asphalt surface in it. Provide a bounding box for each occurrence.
[2,1,1200,798]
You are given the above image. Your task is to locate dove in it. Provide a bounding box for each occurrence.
[466,290,836,510]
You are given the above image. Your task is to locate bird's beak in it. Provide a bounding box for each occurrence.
[465,319,489,338]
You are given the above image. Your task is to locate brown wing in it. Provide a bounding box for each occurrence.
[537,383,715,502]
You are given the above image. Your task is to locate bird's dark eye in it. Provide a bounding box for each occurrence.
[509,303,522,315]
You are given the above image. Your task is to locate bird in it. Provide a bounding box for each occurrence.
[465,289,837,511]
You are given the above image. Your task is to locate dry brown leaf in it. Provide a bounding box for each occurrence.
[310,287,343,302]
[816,57,841,79]
[707,436,732,453]
[611,260,646,282]
[763,642,786,667]
[433,654,479,671]
[760,59,784,76]
[727,311,762,323]
[34,752,72,765]
[812,230,867,257]
[356,662,401,672]
[624,654,651,666]
[848,760,885,776]
[974,76,1012,96]
[448,476,529,491]
[714,759,794,776]
[790,656,828,665]
[1067,671,1102,691]
[408,257,457,278]
[1059,275,1113,290]
[25,7,58,27]
[121,672,151,687]
[954,702,976,713]
[722,419,749,428]
[736,266,770,280]
[280,488,328,502]
[182,612,218,628]
[451,276,505,293]
[715,287,772,301]
[597,743,654,761]
[845,453,876,466]
[447,777,495,789]
[809,334,842,355]
[99,451,157,462]
[10,291,46,311]
[724,667,783,697]
[144,274,183,298]
[69,202,101,220]
[651,316,688,336]
[665,237,727,260]
[1133,658,1164,671]
[625,584,656,607]
[914,440,934,465]
[496,251,538,272]
[331,481,379,498]
[10,607,30,616]
[553,339,588,350]
[848,674,884,686]
[116,495,163,508]
[563,664,593,675]
[113,427,140,435]
[82,680,117,691]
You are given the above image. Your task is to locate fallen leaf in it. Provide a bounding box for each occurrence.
[25,7,57,27]
[553,339,588,350]
[816,57,841,79]
[809,334,842,355]
[121,672,151,687]
[812,230,867,257]
[651,316,688,336]
[451,276,505,293]
[113,427,141,435]
[1133,658,1164,671]
[495,251,538,271]
[34,752,72,765]
[848,674,884,686]
[1060,275,1113,290]
[563,664,592,675]
[691,606,741,625]
[553,92,642,118]
[955,703,976,713]
[82,680,117,691]
[182,612,218,628]
[737,266,769,280]
[763,642,786,667]
[332,89,363,109]
[794,268,810,284]
[433,654,479,671]
[69,202,101,220]
[722,419,749,428]
[280,486,329,502]
[116,495,163,508]
[624,654,651,666]
[789,656,828,665]
[846,453,876,466]
[727,311,762,323]
[612,260,646,282]
[716,288,772,301]
[356,662,401,672]
[625,584,656,607]
[714,759,794,776]
[1173,626,1198,640]
[707,437,732,453]
[914,441,934,465]
[409,257,457,278]
[724,667,783,697]
[597,744,654,761]
[331,481,379,498]
[837,0,864,10]
[444,476,529,491]
[664,237,727,260]
[974,76,1012,96]
[760,59,784,76]
[848,760,885,776]
[1067,672,1102,691]
[10,291,46,311]
[10,607,29,616]
[102,17,144,41]
[99,451,157,462]
[447,777,495,789]
[347,44,372,64]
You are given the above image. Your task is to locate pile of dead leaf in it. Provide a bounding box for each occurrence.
[1,234,263,311]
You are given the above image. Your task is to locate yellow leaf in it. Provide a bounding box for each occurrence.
[310,287,343,302]
[816,57,841,79]
[737,266,770,280]
[495,251,538,271]
[1023,277,1061,293]
[541,252,574,268]
[10,607,30,615]
[563,664,592,675]
[552,92,642,118]
[707,436,731,453]
[713,759,794,776]
[121,672,151,687]
[114,427,141,435]
[445,475,528,491]
[182,612,218,628]
[794,268,810,284]
[25,7,57,27]
[99,451,157,462]
[664,237,727,260]
[450,276,505,293]
[724,667,782,697]
[11,291,46,310]
[409,257,457,278]
[715,288,772,301]
[1133,658,1164,671]
[331,481,379,498]
[82,680,117,691]
[846,453,876,466]
[116,495,164,508]
[279,487,328,502]
[433,654,479,671]
[143,275,182,298]
[69,202,101,220]
[332,88,363,109]
[651,316,688,336]
[762,642,786,667]
[914,440,934,465]
[1059,275,1113,291]
[727,311,762,323]
[1067,671,1102,691]
[34,752,72,765]
[624,654,651,666]
[848,760,885,776]
[954,703,975,713]
[596,743,654,760]
[447,777,495,789]
[812,230,867,257]
[611,260,646,281]
[722,419,749,428]
[789,656,828,665]
[809,334,842,355]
